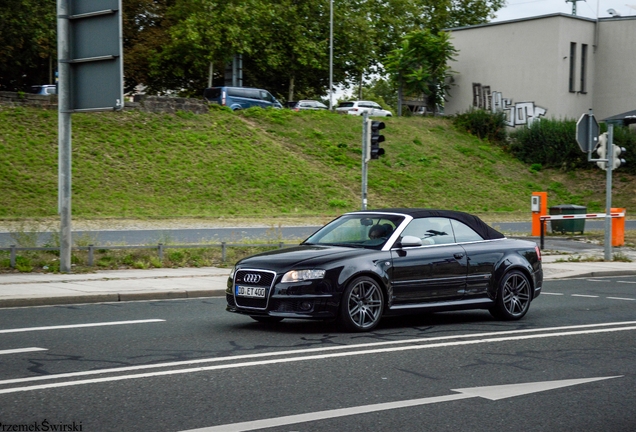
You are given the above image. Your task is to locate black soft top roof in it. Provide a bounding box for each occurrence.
[355,208,505,240]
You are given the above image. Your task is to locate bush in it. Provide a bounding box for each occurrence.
[452,108,507,143]
[509,119,636,173]
[508,119,583,170]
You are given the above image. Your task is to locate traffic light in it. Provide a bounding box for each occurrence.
[611,144,627,169]
[370,121,386,159]
[595,132,626,170]
[596,132,607,170]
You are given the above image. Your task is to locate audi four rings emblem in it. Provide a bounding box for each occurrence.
[243,274,261,284]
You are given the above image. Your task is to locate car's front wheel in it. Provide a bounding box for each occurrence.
[339,276,384,332]
[490,270,532,320]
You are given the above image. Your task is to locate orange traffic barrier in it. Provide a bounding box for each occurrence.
[611,208,626,247]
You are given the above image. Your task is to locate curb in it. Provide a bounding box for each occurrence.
[0,289,226,308]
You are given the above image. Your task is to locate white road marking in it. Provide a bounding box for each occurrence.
[541,292,564,295]
[1,321,634,387]
[607,297,635,301]
[179,376,622,432]
[0,319,165,334]
[617,281,636,284]
[572,294,599,298]
[0,324,634,395]
[0,348,47,355]
[586,279,607,282]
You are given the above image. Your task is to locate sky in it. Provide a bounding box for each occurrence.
[492,0,636,22]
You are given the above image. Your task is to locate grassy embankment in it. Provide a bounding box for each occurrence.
[0,105,633,271]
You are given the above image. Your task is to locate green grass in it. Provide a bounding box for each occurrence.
[1,105,634,222]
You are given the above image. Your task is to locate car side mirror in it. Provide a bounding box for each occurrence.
[398,236,422,248]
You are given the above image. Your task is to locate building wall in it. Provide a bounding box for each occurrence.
[445,14,610,126]
[594,18,636,119]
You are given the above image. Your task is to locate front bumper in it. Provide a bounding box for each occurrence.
[226,275,341,319]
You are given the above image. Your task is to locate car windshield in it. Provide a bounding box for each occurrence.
[303,214,404,249]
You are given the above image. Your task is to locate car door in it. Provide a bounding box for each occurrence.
[390,217,467,303]
[370,102,382,116]
[450,218,499,299]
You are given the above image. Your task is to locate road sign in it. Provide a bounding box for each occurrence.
[67,0,123,111]
[576,112,600,153]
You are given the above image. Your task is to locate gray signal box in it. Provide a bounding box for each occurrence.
[66,0,123,111]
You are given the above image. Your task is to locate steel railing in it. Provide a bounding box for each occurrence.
[0,242,292,268]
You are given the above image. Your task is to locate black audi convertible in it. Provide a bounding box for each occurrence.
[226,209,543,332]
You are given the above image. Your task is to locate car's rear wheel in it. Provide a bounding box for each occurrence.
[490,270,531,320]
[250,316,284,324]
[339,276,384,332]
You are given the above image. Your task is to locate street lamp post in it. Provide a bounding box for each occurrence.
[329,0,333,110]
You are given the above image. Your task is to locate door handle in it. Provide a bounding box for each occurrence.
[453,253,465,260]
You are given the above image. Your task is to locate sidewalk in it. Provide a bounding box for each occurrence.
[1,256,636,308]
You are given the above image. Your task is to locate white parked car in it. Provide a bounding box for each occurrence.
[336,101,392,117]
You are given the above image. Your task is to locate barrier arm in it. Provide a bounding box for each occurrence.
[538,211,626,250]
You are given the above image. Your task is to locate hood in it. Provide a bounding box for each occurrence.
[235,245,377,272]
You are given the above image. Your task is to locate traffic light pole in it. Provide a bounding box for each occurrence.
[604,123,614,260]
[361,112,369,210]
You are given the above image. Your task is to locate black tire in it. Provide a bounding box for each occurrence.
[250,316,284,324]
[338,276,384,332]
[490,270,532,320]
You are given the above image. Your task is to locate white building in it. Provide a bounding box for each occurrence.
[444,13,636,127]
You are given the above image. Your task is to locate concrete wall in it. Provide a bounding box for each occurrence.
[0,92,209,114]
[0,91,59,109]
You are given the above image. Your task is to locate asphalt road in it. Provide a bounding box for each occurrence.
[0,276,635,431]
[2,220,635,247]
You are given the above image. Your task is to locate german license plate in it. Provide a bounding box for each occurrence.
[236,285,266,298]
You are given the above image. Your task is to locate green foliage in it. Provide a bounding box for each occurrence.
[452,108,507,142]
[386,29,457,114]
[611,126,636,175]
[507,119,601,172]
[0,0,56,90]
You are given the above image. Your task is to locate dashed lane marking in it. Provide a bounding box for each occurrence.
[0,319,165,334]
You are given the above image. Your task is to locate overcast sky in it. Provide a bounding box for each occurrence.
[492,0,636,22]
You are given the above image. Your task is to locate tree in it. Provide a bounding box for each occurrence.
[0,0,56,90]
[123,0,176,94]
[385,29,457,115]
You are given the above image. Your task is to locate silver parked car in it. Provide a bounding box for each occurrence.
[290,100,328,111]
[336,100,392,117]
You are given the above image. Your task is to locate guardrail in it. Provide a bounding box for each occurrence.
[538,211,626,249]
[0,242,291,269]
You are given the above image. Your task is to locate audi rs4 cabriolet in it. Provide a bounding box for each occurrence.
[226,209,543,332]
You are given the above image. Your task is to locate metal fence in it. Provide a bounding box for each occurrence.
[0,242,291,268]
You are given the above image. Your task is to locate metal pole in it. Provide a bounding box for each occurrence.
[58,0,72,273]
[361,112,368,210]
[604,123,614,260]
[329,0,333,110]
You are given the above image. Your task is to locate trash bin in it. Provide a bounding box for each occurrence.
[549,204,586,234]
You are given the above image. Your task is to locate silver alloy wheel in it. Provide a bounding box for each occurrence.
[501,272,531,317]
[489,270,532,321]
[346,279,383,330]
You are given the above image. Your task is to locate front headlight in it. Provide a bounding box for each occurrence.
[281,269,326,283]
[229,266,236,281]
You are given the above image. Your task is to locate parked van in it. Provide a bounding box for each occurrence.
[203,87,282,110]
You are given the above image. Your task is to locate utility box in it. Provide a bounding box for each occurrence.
[550,205,586,234]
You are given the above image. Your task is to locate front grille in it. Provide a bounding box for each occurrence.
[235,270,275,287]
[233,269,276,310]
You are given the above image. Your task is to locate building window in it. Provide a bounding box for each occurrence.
[569,42,577,93]
[580,44,588,93]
